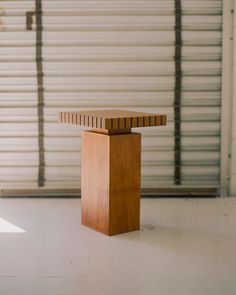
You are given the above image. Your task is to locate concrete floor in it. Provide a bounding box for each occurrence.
[0,197,235,295]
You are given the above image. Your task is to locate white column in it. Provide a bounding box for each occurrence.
[221,0,235,196]
[230,0,236,195]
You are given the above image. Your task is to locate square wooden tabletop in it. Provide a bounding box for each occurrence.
[59,109,167,131]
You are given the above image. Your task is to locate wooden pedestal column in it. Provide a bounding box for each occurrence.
[59,109,167,236]
[81,131,141,235]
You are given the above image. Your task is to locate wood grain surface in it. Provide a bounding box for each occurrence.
[81,131,110,235]
[81,131,141,235]
[59,109,166,131]
[109,132,141,235]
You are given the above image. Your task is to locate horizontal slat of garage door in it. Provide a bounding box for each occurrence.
[0,0,222,193]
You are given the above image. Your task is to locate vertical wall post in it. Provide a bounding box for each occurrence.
[35,0,45,187]
[174,0,182,185]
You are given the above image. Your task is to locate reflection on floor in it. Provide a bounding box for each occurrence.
[0,197,235,295]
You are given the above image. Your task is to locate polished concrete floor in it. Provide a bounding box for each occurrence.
[0,197,235,295]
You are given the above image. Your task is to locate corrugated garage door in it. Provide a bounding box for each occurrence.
[0,1,222,196]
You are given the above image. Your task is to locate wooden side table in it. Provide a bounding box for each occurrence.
[59,110,166,235]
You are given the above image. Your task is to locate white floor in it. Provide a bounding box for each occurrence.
[0,197,236,295]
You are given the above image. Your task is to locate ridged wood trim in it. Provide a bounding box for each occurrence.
[59,110,167,131]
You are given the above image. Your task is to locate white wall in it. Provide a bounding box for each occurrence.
[229,0,236,195]
[230,106,236,194]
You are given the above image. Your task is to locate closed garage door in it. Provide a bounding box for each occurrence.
[0,0,222,196]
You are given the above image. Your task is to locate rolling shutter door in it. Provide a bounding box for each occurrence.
[181,1,222,188]
[0,1,222,195]
[0,1,38,189]
[42,1,175,190]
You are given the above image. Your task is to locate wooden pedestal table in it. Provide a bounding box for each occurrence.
[59,110,167,235]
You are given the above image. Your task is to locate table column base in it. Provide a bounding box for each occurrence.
[81,131,141,235]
